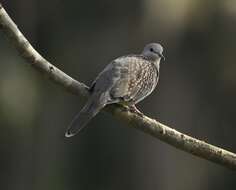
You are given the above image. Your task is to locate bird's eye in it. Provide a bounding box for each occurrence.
[150,48,154,52]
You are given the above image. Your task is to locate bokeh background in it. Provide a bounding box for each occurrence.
[0,0,236,189]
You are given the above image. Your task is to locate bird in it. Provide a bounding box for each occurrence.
[65,43,165,137]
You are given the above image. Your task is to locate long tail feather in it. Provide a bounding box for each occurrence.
[65,98,105,137]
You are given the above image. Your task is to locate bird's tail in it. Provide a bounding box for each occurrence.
[65,96,106,137]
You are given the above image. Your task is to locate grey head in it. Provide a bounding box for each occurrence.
[142,43,165,62]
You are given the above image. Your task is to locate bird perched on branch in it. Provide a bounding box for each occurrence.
[65,43,165,137]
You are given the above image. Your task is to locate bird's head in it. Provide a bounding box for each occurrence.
[142,43,165,64]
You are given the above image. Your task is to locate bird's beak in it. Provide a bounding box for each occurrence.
[159,53,165,61]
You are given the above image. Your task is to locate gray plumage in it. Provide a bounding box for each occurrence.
[65,43,164,137]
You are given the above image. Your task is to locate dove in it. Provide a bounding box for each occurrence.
[65,43,165,137]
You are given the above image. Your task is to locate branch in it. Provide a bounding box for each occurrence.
[1,3,236,170]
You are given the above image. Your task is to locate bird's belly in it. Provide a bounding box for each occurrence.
[133,76,158,104]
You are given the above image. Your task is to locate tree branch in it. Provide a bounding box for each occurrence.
[1,4,236,170]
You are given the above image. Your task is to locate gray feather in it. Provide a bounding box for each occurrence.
[65,95,106,137]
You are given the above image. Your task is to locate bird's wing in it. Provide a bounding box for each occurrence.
[89,55,144,103]
[109,56,145,101]
[90,55,156,105]
[109,55,158,104]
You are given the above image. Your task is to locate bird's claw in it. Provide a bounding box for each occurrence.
[129,105,144,117]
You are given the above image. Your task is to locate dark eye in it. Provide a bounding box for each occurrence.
[150,48,154,52]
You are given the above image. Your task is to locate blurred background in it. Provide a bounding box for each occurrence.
[0,0,236,189]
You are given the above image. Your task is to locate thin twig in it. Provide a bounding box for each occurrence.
[0,4,236,170]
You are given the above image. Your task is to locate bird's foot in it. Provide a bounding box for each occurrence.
[118,105,130,112]
[129,105,144,117]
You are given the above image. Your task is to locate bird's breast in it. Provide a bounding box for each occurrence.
[127,62,159,104]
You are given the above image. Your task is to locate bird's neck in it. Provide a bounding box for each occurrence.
[152,59,160,72]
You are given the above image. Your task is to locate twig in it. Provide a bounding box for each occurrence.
[0,3,236,170]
